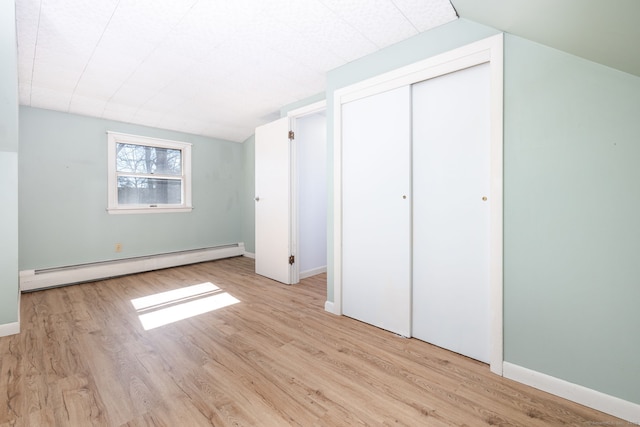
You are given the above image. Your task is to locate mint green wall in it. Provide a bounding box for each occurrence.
[19,107,243,270]
[0,4,18,154]
[503,35,640,404]
[325,18,500,301]
[323,18,640,406]
[0,0,20,327]
[279,92,325,117]
[241,134,255,254]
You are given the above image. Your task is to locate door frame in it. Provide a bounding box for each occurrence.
[331,34,504,374]
[287,100,327,284]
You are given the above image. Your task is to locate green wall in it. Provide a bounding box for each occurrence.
[6,2,639,407]
[0,0,19,328]
[241,134,255,254]
[503,35,640,404]
[19,107,244,270]
[323,18,640,406]
[279,92,325,117]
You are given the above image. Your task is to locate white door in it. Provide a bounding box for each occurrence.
[342,86,412,337]
[255,117,293,284]
[412,63,491,362]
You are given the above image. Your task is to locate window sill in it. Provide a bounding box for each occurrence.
[107,207,193,215]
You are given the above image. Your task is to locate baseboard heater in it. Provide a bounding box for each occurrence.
[20,242,245,292]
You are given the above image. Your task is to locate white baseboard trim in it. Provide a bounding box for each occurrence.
[20,243,245,291]
[300,266,327,279]
[1,284,21,337]
[0,321,20,337]
[243,251,255,259]
[503,362,640,423]
[324,301,336,314]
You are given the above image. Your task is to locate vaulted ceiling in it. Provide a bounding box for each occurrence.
[15,0,457,142]
[14,0,640,142]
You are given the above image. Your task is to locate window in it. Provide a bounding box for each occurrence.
[107,132,192,214]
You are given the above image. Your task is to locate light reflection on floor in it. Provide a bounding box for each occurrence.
[130,282,240,330]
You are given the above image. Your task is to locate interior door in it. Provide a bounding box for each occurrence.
[342,86,412,337]
[255,117,293,284]
[412,63,491,362]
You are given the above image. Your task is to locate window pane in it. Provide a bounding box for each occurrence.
[116,143,182,175]
[117,177,182,205]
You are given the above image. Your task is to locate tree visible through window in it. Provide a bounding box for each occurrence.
[107,132,192,214]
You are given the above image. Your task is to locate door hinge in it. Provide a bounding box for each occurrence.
[289,255,295,265]
[288,130,295,140]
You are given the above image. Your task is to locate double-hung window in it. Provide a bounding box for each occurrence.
[107,132,192,214]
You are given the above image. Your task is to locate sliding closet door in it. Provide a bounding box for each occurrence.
[342,86,411,337]
[412,63,491,362]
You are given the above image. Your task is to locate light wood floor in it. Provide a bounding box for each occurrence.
[0,256,625,426]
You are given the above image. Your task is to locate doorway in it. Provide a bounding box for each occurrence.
[295,110,327,280]
[254,101,327,285]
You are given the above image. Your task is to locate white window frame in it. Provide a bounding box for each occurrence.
[107,131,192,214]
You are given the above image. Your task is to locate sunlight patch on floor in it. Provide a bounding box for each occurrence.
[131,282,240,330]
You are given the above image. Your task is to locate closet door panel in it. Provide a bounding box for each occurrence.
[342,86,411,337]
[412,63,491,362]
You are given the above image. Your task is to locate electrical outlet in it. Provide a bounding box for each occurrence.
[115,243,122,253]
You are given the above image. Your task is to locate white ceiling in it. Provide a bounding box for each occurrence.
[16,0,457,142]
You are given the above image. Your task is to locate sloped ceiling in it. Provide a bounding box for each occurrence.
[15,0,457,142]
[452,0,640,78]
[17,1,640,143]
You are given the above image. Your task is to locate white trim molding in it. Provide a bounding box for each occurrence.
[286,100,326,119]
[243,252,256,259]
[324,301,336,314]
[0,321,20,337]
[332,33,504,374]
[20,243,245,291]
[504,362,640,424]
[0,284,22,337]
[300,266,327,280]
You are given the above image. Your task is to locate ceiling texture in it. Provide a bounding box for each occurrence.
[14,0,640,142]
[15,0,457,142]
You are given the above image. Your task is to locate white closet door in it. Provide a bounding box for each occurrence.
[342,86,411,337]
[412,63,491,362]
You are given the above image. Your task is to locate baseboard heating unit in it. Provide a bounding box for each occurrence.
[20,243,245,292]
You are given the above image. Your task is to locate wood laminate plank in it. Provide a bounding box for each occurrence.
[0,256,627,426]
